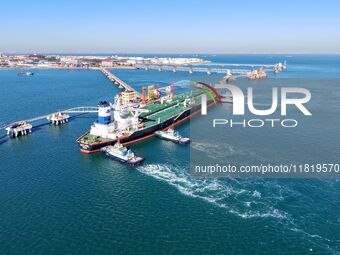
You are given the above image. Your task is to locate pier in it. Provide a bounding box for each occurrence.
[99,68,141,97]
[138,61,286,76]
[47,112,70,125]
[139,65,251,76]
[0,106,99,135]
[205,63,276,68]
[5,122,32,137]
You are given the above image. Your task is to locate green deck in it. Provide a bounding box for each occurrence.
[140,90,204,118]
[78,132,112,145]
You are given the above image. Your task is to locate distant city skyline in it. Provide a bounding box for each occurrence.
[1,0,340,54]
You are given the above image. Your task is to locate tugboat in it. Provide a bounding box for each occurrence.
[17,72,34,76]
[155,127,190,144]
[102,142,144,166]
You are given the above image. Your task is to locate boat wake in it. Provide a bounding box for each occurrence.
[136,163,288,219]
[136,163,339,252]
[190,141,246,160]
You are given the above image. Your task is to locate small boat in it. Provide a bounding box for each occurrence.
[102,142,144,166]
[17,72,34,76]
[155,128,190,144]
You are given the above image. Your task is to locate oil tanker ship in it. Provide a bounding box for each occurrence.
[77,85,212,153]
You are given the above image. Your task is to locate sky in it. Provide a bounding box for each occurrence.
[1,0,340,54]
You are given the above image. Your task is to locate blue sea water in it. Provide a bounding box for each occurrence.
[0,55,340,254]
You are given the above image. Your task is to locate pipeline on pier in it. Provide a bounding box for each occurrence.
[99,68,141,97]
[138,61,287,77]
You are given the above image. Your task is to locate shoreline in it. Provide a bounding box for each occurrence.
[0,66,138,71]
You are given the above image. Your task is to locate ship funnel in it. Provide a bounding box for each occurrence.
[97,101,112,124]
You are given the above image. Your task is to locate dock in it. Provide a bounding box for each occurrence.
[99,68,141,97]
[138,65,250,76]
[5,122,32,137]
[138,61,287,77]
[47,112,70,125]
[0,106,99,135]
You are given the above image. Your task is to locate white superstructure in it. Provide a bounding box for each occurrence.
[88,95,146,140]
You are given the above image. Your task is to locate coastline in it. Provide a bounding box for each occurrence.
[0,66,138,71]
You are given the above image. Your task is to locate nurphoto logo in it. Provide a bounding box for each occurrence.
[200,83,312,128]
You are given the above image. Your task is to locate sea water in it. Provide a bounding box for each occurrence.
[0,55,339,254]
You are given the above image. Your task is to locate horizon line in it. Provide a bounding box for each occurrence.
[2,52,340,56]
